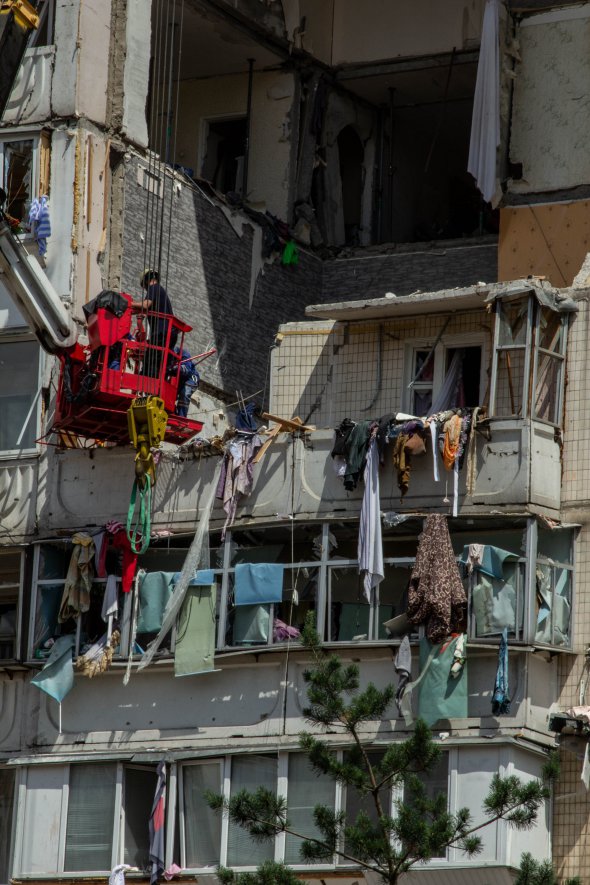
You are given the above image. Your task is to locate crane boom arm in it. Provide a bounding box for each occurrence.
[0,217,77,353]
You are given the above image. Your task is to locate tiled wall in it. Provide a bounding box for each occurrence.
[554,301,590,879]
[271,311,492,427]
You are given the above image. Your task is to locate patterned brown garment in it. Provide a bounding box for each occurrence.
[406,514,467,643]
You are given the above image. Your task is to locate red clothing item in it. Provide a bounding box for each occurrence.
[98,527,137,593]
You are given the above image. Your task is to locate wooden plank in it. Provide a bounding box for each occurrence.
[261,412,315,433]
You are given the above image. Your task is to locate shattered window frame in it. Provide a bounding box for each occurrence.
[531,305,567,426]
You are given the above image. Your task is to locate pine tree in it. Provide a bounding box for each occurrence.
[206,617,559,885]
[515,854,580,885]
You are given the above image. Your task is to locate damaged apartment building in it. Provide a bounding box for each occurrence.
[3,0,590,883]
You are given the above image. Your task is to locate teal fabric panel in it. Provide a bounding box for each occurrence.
[417,636,468,726]
[137,572,175,633]
[460,545,518,580]
[233,604,270,644]
[31,634,76,702]
[175,584,217,677]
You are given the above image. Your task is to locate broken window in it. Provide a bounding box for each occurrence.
[0,549,22,660]
[201,117,247,195]
[0,139,34,224]
[0,339,40,451]
[123,766,158,868]
[406,338,484,416]
[490,295,568,424]
[338,124,364,246]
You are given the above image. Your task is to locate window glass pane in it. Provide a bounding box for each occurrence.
[124,767,157,868]
[537,528,572,565]
[534,352,561,423]
[0,341,39,449]
[183,764,222,868]
[535,564,571,647]
[414,350,434,382]
[538,309,563,353]
[0,551,20,660]
[38,543,69,579]
[32,583,62,654]
[412,387,432,417]
[405,751,449,859]
[494,349,525,416]
[227,756,276,866]
[378,564,412,639]
[498,300,528,346]
[64,764,116,871]
[0,769,15,884]
[341,751,385,863]
[328,567,369,641]
[2,140,33,223]
[285,755,336,864]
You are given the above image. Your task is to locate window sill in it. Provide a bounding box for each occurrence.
[0,448,40,461]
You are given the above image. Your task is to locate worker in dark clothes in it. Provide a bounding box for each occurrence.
[131,269,176,378]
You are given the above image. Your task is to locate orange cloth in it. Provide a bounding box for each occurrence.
[442,414,462,471]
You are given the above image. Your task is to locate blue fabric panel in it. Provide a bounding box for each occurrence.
[234,563,284,605]
[31,634,76,702]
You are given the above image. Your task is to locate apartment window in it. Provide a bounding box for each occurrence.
[227,755,277,867]
[490,294,567,424]
[0,549,22,660]
[405,337,485,416]
[285,755,336,864]
[535,527,573,648]
[0,339,40,452]
[30,542,125,659]
[0,139,36,225]
[123,766,158,867]
[0,768,16,885]
[181,762,223,868]
[64,764,117,871]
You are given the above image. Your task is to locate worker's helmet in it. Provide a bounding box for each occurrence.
[140,268,159,289]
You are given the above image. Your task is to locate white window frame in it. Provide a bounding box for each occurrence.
[0,333,42,458]
[403,331,488,415]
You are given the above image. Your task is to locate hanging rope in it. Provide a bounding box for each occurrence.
[127,474,152,555]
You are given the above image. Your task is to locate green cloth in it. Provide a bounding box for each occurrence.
[175,584,217,677]
[137,572,175,634]
[31,634,76,702]
[233,604,270,645]
[417,636,468,726]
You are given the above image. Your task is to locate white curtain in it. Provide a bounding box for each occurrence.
[468,0,501,206]
[284,754,336,864]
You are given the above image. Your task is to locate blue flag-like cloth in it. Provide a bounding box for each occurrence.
[492,626,510,715]
[31,635,76,702]
[234,563,284,605]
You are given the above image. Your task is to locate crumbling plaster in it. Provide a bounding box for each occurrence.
[509,4,590,195]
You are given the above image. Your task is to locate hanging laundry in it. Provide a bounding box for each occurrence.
[234,562,284,605]
[273,618,301,642]
[492,626,510,715]
[76,629,120,678]
[331,418,356,459]
[460,544,520,636]
[149,761,167,885]
[450,632,466,678]
[216,433,263,538]
[468,0,501,205]
[28,194,52,256]
[406,514,467,643]
[98,522,138,593]
[342,420,373,491]
[58,532,96,622]
[392,434,411,496]
[101,574,119,622]
[175,584,218,677]
[31,634,77,702]
[418,635,469,726]
[394,635,412,715]
[137,572,176,634]
[358,437,384,602]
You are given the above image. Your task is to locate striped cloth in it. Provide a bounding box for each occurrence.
[358,437,384,603]
[149,761,166,885]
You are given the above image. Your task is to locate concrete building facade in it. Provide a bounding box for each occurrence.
[2,1,590,883]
